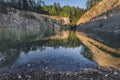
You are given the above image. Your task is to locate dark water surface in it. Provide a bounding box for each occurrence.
[0,27,98,71]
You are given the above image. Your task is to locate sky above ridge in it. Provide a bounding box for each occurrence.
[35,0,87,8]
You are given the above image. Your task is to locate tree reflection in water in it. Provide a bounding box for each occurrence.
[1,28,96,71]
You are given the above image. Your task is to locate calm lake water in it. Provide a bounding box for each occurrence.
[0,27,99,71]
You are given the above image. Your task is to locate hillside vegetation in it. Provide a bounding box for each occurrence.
[0,0,87,26]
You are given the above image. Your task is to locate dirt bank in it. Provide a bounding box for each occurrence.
[77,7,120,48]
[77,0,120,25]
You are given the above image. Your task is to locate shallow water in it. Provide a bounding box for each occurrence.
[0,27,98,71]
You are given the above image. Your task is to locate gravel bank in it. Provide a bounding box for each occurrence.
[0,67,120,80]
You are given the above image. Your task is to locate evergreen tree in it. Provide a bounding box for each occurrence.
[22,0,29,10]
[29,0,36,10]
[86,0,100,9]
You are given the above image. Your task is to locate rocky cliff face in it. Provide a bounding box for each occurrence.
[77,0,120,48]
[41,15,70,25]
[77,7,120,48]
[0,7,64,29]
[77,0,120,25]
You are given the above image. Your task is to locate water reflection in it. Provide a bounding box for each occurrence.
[77,32,120,69]
[12,46,97,71]
[0,28,97,71]
[0,27,120,71]
[0,27,59,47]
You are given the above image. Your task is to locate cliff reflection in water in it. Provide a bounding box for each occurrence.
[77,32,120,69]
[0,28,97,71]
[0,27,119,71]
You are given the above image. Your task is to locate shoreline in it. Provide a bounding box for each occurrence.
[0,31,120,80]
[0,67,119,80]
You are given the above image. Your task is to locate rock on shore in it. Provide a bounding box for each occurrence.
[0,68,120,80]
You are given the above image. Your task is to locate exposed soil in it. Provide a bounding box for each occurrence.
[77,7,120,48]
